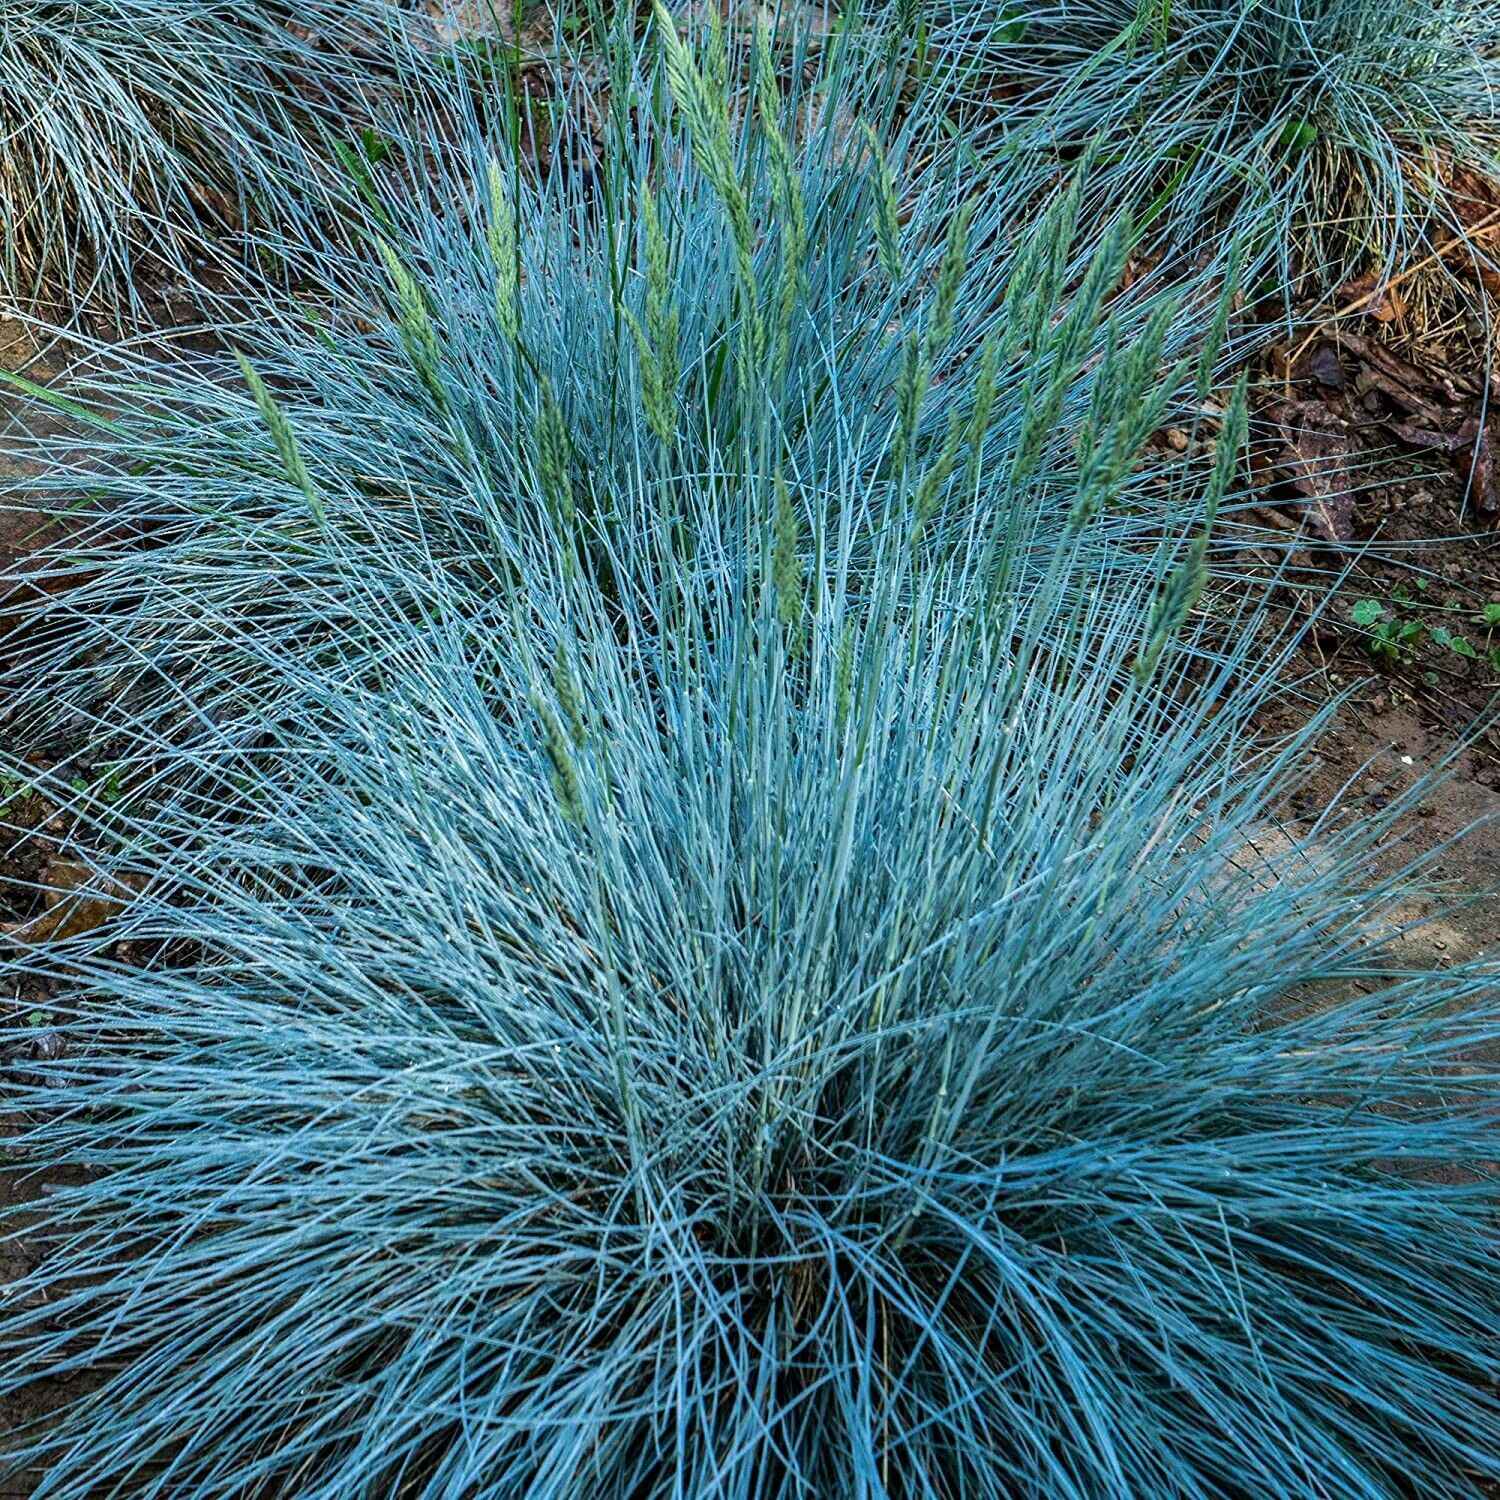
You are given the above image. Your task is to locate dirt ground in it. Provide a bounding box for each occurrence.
[1248,450,1500,970]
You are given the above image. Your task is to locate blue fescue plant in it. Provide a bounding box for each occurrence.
[3,334,1500,1495]
[0,0,417,321]
[3,14,1496,1496]
[884,0,1500,306]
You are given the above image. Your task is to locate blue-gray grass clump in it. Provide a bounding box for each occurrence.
[2,10,1498,1499]
[0,0,414,319]
[888,0,1500,297]
[5,409,1499,1497]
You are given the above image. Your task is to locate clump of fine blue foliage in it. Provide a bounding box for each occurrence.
[4,371,1499,1496]
[1,10,1498,1499]
[0,0,416,320]
[884,0,1500,297]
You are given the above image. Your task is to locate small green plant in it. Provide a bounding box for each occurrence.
[1351,594,1422,664]
[0,769,35,814]
[1429,624,1482,661]
[332,127,396,205]
[433,35,522,81]
[1349,582,1500,672]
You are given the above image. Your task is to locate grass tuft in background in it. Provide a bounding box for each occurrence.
[0,0,419,322]
[884,0,1500,318]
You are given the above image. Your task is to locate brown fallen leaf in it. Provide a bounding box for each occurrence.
[1264,400,1356,543]
[1324,331,1499,522]
[1363,330,1465,401]
[1441,168,1500,298]
[1380,419,1464,453]
[1301,340,1345,389]
[1341,332,1461,425]
[1456,416,1498,515]
[1331,273,1407,324]
[4,859,145,946]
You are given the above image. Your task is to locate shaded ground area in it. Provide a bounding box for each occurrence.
[1226,309,1500,963]
[1267,692,1500,963]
